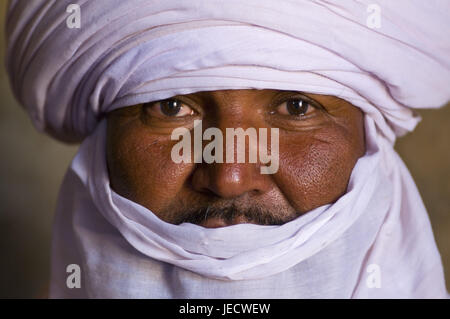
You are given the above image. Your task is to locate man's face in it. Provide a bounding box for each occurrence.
[106,89,365,228]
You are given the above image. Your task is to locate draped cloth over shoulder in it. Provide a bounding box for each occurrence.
[5,0,449,298]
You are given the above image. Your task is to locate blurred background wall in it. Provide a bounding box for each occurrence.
[0,1,448,298]
[0,1,78,298]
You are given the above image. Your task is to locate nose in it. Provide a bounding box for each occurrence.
[191,159,272,199]
[189,90,275,199]
[190,124,273,199]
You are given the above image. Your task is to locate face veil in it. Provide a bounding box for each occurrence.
[5,0,449,298]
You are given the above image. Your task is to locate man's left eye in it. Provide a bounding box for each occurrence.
[144,98,195,118]
[275,98,314,117]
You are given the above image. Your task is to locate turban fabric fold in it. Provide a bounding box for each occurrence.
[6,0,450,142]
[5,0,449,298]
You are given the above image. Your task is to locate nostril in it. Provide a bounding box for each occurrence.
[193,184,220,198]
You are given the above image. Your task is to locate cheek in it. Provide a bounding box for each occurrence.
[107,123,193,213]
[275,126,363,213]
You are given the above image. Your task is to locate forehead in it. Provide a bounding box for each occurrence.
[172,89,350,106]
[177,89,277,100]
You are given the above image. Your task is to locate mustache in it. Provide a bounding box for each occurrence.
[175,204,291,226]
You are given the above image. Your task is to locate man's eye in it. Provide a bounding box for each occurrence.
[275,98,315,117]
[144,99,195,118]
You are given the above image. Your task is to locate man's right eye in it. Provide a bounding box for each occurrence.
[144,99,196,118]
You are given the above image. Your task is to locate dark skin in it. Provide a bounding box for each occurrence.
[106,89,365,228]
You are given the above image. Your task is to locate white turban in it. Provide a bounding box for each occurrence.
[6,0,449,298]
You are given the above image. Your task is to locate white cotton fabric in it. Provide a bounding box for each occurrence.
[5,0,450,298]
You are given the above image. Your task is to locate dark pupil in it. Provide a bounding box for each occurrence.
[161,99,181,116]
[287,99,309,116]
